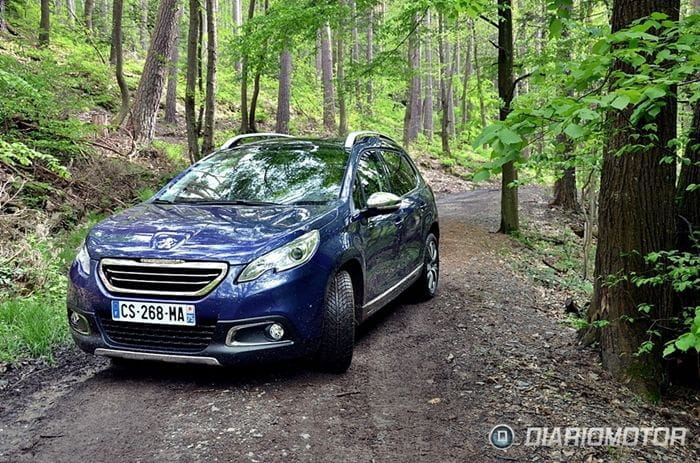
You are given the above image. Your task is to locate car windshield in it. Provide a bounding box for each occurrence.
[157,143,349,205]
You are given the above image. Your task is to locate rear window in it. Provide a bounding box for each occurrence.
[158,144,349,205]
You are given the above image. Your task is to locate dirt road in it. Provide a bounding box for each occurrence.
[1,189,697,462]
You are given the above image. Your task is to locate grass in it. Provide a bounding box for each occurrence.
[0,295,69,363]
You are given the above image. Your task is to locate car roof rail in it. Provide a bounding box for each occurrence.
[344,131,399,149]
[220,132,293,150]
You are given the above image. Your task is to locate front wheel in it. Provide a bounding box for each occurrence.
[316,270,355,373]
[413,233,439,300]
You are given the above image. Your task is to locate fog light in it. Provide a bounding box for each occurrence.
[69,310,90,335]
[266,323,285,341]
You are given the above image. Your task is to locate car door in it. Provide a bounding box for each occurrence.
[379,149,426,277]
[351,150,403,302]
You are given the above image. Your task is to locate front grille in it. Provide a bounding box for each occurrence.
[99,317,216,352]
[99,258,228,297]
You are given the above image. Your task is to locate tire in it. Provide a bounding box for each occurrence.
[413,233,439,301]
[316,270,355,373]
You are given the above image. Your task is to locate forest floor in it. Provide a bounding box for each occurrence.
[0,186,698,463]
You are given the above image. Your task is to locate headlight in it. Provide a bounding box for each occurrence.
[238,230,320,282]
[75,243,91,275]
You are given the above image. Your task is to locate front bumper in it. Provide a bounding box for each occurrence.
[69,309,318,366]
[67,251,333,366]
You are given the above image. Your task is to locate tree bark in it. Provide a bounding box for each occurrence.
[471,21,486,129]
[66,0,75,26]
[551,1,578,211]
[320,23,337,134]
[337,5,348,137]
[497,0,519,234]
[140,0,149,51]
[233,0,242,72]
[587,0,680,399]
[201,0,217,155]
[677,104,700,249]
[351,0,360,106]
[164,7,183,124]
[239,0,256,133]
[275,49,292,133]
[83,0,95,31]
[39,0,50,46]
[186,0,201,162]
[112,0,129,127]
[437,13,450,155]
[403,16,421,146]
[366,9,374,112]
[460,24,473,129]
[128,0,181,144]
[422,10,434,140]
[447,40,457,138]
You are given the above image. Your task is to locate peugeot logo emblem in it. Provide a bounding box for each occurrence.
[151,232,189,250]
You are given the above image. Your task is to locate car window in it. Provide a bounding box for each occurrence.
[157,143,349,205]
[354,151,387,208]
[381,150,418,196]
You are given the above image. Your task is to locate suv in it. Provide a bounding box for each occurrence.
[67,132,439,372]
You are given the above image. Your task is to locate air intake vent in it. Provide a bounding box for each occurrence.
[99,317,216,352]
[99,258,228,298]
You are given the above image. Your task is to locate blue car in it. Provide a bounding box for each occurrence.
[67,131,440,372]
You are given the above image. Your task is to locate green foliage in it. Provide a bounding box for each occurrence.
[0,138,69,178]
[631,244,700,358]
[474,12,700,184]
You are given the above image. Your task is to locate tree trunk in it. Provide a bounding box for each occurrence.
[552,162,579,210]
[112,0,129,127]
[587,0,680,399]
[239,0,256,134]
[460,24,473,130]
[366,9,374,112]
[320,23,337,134]
[196,7,204,136]
[0,0,5,33]
[275,49,292,134]
[471,21,486,129]
[98,0,110,37]
[248,0,268,134]
[233,0,242,72]
[677,104,700,250]
[351,0,360,106]
[185,0,201,162]
[140,0,149,51]
[437,13,450,155]
[128,0,181,144]
[83,0,94,31]
[550,1,578,210]
[66,0,75,26]
[164,7,183,124]
[403,19,421,147]
[447,40,457,138]
[422,10,434,140]
[201,0,217,155]
[39,0,50,46]
[497,0,519,234]
[337,10,348,137]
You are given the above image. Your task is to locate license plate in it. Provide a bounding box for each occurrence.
[111,300,196,326]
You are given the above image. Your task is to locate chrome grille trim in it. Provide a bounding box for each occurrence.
[98,258,228,297]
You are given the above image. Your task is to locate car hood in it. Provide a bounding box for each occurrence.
[87,202,338,264]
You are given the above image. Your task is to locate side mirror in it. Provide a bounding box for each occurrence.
[366,192,401,213]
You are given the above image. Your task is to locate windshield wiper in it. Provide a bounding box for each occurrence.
[152,198,175,204]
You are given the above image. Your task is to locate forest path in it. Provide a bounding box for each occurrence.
[1,188,697,463]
